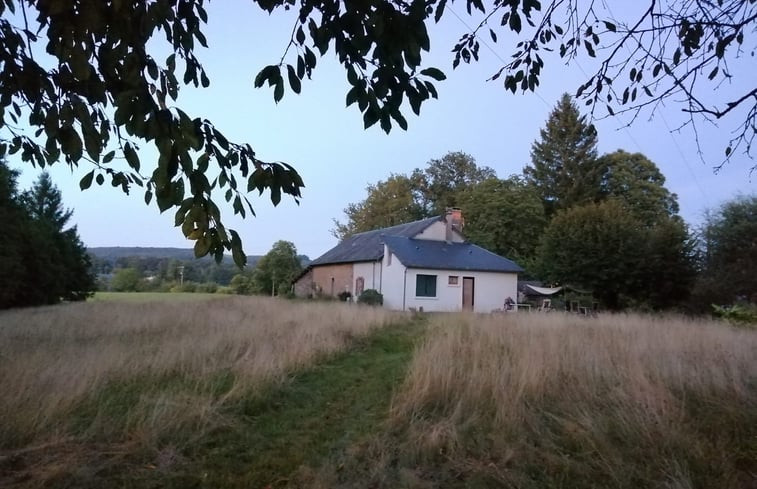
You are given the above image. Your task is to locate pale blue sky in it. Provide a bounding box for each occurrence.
[10,3,755,259]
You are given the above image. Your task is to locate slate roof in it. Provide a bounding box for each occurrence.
[309,215,442,266]
[383,235,523,273]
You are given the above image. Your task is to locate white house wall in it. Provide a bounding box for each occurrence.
[403,267,518,313]
[352,261,381,295]
[413,221,464,242]
[380,245,407,310]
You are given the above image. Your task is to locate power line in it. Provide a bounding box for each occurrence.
[600,3,710,205]
[447,5,553,110]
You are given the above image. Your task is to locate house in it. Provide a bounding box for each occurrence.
[294,209,523,312]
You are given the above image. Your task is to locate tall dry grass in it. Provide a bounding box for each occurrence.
[0,297,401,461]
[389,312,757,488]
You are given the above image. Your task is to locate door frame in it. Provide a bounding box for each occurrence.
[462,276,475,311]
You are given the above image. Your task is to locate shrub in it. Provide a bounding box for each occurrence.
[170,281,198,293]
[337,291,352,302]
[358,289,383,306]
[712,303,757,326]
[196,282,218,293]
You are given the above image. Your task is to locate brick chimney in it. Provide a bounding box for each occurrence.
[445,207,464,242]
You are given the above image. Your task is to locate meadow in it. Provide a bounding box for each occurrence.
[1,297,755,488]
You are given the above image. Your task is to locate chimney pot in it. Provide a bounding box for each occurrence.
[445,207,464,242]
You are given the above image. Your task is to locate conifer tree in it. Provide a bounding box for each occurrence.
[0,164,94,308]
[525,93,602,217]
[22,172,95,303]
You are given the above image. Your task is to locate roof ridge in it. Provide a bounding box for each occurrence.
[348,215,442,238]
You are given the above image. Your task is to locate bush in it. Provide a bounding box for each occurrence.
[196,282,218,293]
[170,281,198,293]
[358,289,383,306]
[712,303,757,326]
[337,291,352,302]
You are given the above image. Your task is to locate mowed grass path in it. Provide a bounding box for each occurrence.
[174,322,425,489]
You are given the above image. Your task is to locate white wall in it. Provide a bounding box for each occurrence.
[352,261,381,293]
[402,268,518,313]
[413,221,464,242]
[380,245,407,310]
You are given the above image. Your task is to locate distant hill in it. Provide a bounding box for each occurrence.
[88,247,311,268]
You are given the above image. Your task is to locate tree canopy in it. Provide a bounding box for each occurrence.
[598,150,680,226]
[0,162,94,308]
[2,0,753,266]
[525,93,601,217]
[695,195,757,305]
[332,151,498,240]
[332,174,426,240]
[251,240,303,296]
[456,176,545,268]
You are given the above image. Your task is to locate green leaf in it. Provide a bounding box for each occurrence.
[96,173,104,185]
[102,150,115,163]
[509,12,521,33]
[194,236,211,257]
[124,143,140,172]
[363,105,380,128]
[274,78,284,103]
[420,67,446,81]
[603,21,616,32]
[80,170,95,190]
[287,64,301,94]
[230,230,247,268]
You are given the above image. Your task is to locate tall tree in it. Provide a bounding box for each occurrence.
[0,164,94,307]
[525,93,602,217]
[22,172,95,302]
[0,160,32,307]
[696,195,757,305]
[252,240,302,296]
[3,1,751,265]
[598,150,680,226]
[537,198,696,310]
[537,200,644,309]
[456,176,546,270]
[332,174,426,240]
[412,152,496,215]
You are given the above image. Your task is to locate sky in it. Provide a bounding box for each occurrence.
[9,2,756,259]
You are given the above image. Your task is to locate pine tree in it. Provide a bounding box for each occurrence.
[21,172,95,303]
[0,165,94,309]
[525,93,601,217]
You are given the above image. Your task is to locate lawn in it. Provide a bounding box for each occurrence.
[1,301,755,488]
[90,291,222,302]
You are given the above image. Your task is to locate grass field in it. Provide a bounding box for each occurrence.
[90,291,222,302]
[1,299,755,488]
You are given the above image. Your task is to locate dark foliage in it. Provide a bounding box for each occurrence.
[358,289,383,306]
[0,163,94,308]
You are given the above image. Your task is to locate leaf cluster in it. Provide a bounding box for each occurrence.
[0,0,306,267]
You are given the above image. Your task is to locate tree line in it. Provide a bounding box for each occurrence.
[1,160,94,308]
[333,94,756,311]
[96,241,308,296]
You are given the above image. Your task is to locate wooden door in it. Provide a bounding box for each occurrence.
[462,277,475,311]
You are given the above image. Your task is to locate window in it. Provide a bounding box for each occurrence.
[387,253,392,266]
[415,274,437,297]
[355,276,365,295]
[448,275,459,285]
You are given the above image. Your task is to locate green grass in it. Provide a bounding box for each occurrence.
[43,319,425,488]
[91,292,222,302]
